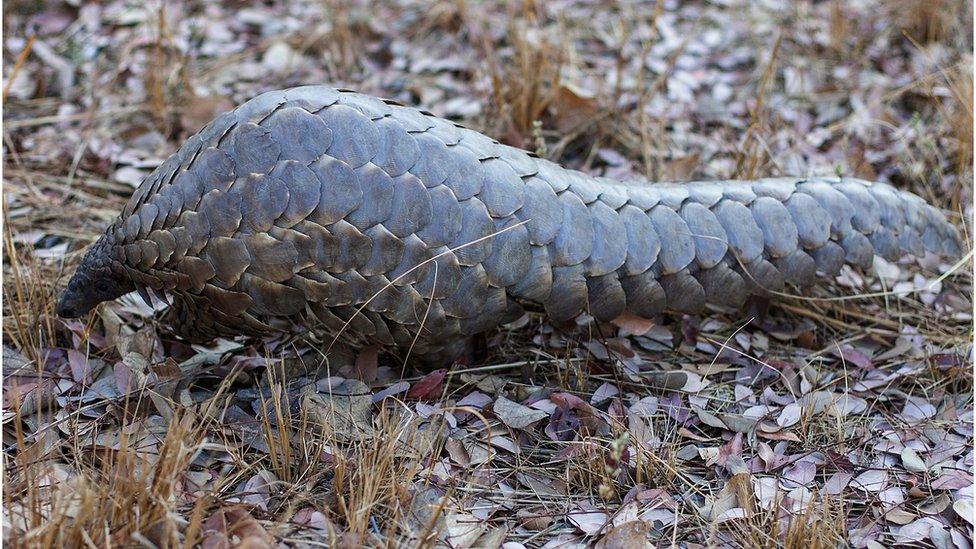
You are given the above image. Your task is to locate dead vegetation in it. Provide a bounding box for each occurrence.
[4,411,203,548]
[3,0,973,547]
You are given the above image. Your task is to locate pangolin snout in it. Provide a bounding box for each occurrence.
[56,276,91,318]
[55,298,78,318]
[56,260,133,318]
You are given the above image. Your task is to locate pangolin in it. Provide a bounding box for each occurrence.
[57,86,963,364]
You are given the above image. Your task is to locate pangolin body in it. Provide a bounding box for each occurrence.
[57,86,963,363]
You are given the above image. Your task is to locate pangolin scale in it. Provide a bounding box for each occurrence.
[57,86,963,364]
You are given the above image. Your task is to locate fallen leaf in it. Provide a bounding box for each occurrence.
[900,447,927,473]
[852,470,888,492]
[752,476,779,510]
[352,346,379,383]
[517,508,553,531]
[475,527,509,549]
[372,381,410,403]
[567,503,608,535]
[830,345,872,368]
[407,369,447,401]
[824,472,852,495]
[899,397,937,424]
[884,509,917,525]
[612,313,657,336]
[444,511,486,548]
[292,508,332,533]
[776,403,802,428]
[182,94,235,134]
[595,520,651,549]
[953,499,974,526]
[931,469,972,490]
[493,396,548,429]
[782,461,816,489]
[919,492,951,515]
[239,470,276,511]
[591,382,619,405]
[714,507,748,523]
[829,394,867,417]
[201,507,273,549]
[550,81,600,133]
[302,379,373,441]
[67,349,91,384]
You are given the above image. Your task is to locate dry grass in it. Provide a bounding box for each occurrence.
[481,4,568,147]
[2,213,59,367]
[892,0,973,46]
[2,365,465,547]
[3,412,203,548]
[327,409,444,544]
[477,3,685,178]
[943,63,974,207]
[731,31,782,181]
[717,489,847,549]
[562,432,630,502]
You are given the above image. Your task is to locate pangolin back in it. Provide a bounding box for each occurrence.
[58,86,964,363]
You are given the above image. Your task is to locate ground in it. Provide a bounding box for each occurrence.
[2,0,973,547]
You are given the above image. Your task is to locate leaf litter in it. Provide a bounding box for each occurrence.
[3,0,973,547]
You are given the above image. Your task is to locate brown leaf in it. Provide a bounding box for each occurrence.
[292,507,332,533]
[67,349,92,384]
[372,381,410,403]
[2,346,32,376]
[146,357,181,420]
[548,392,609,439]
[517,507,553,531]
[931,469,971,490]
[407,369,447,401]
[883,508,917,525]
[829,345,872,369]
[953,499,974,526]
[595,521,651,549]
[445,438,471,467]
[708,472,753,521]
[666,153,702,180]
[114,361,134,394]
[677,427,710,442]
[717,432,744,467]
[550,82,600,133]
[756,430,801,442]
[239,470,276,512]
[919,493,951,515]
[201,507,272,549]
[182,95,236,136]
[352,346,379,383]
[611,313,657,336]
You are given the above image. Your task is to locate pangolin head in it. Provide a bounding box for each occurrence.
[57,234,134,318]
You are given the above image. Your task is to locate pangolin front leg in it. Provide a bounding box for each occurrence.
[57,86,965,367]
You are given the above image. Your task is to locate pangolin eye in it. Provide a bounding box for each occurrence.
[95,281,110,293]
